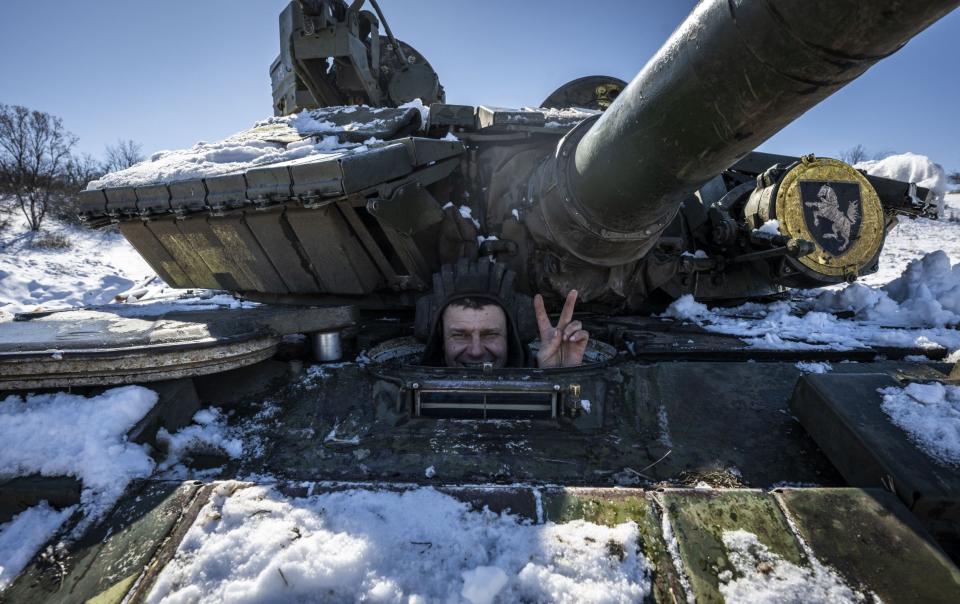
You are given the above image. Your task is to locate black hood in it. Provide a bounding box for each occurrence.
[415,260,536,367]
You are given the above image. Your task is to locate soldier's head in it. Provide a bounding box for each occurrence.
[440,297,508,368]
[416,260,535,368]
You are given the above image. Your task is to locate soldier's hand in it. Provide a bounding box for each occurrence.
[534,290,590,368]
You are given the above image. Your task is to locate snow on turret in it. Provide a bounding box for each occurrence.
[856,152,948,200]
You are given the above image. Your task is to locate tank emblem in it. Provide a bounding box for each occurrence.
[774,157,884,279]
[799,181,862,256]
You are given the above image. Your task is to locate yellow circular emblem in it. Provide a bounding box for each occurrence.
[774,157,884,280]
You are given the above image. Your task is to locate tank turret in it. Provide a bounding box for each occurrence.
[78,0,959,312]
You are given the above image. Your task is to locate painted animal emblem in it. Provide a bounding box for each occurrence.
[804,183,859,252]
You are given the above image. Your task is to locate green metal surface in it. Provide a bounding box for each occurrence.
[0,481,204,604]
[659,489,804,603]
[775,488,960,602]
[791,372,960,557]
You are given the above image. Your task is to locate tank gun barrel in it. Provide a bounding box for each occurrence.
[542,0,960,265]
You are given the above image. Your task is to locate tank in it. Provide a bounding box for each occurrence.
[4,1,960,601]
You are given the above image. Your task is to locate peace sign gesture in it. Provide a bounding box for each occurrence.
[534,290,590,368]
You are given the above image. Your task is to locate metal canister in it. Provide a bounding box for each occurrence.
[312,331,343,362]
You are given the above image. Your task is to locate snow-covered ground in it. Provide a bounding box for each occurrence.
[0,155,959,598]
[0,202,153,315]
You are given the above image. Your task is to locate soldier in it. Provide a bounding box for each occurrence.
[416,261,589,368]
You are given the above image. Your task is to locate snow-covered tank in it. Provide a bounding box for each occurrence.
[4,1,960,601]
[77,0,951,309]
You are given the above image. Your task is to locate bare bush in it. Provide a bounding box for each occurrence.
[103,139,144,173]
[56,153,105,224]
[0,104,77,231]
[839,144,869,165]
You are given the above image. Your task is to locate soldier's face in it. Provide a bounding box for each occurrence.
[442,304,508,368]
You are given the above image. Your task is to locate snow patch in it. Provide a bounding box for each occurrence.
[0,502,75,590]
[324,422,360,445]
[657,406,674,448]
[86,105,405,190]
[663,251,960,354]
[662,294,709,320]
[458,204,481,228]
[0,386,157,525]
[146,485,652,604]
[659,510,695,604]
[857,152,948,199]
[795,361,832,374]
[755,219,780,235]
[525,106,600,127]
[399,98,430,128]
[817,250,960,327]
[718,529,864,603]
[461,565,508,604]
[879,382,960,466]
[156,407,244,472]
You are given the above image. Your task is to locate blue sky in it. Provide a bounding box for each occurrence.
[1,1,958,173]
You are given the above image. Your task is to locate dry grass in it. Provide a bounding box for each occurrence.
[30,231,72,249]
